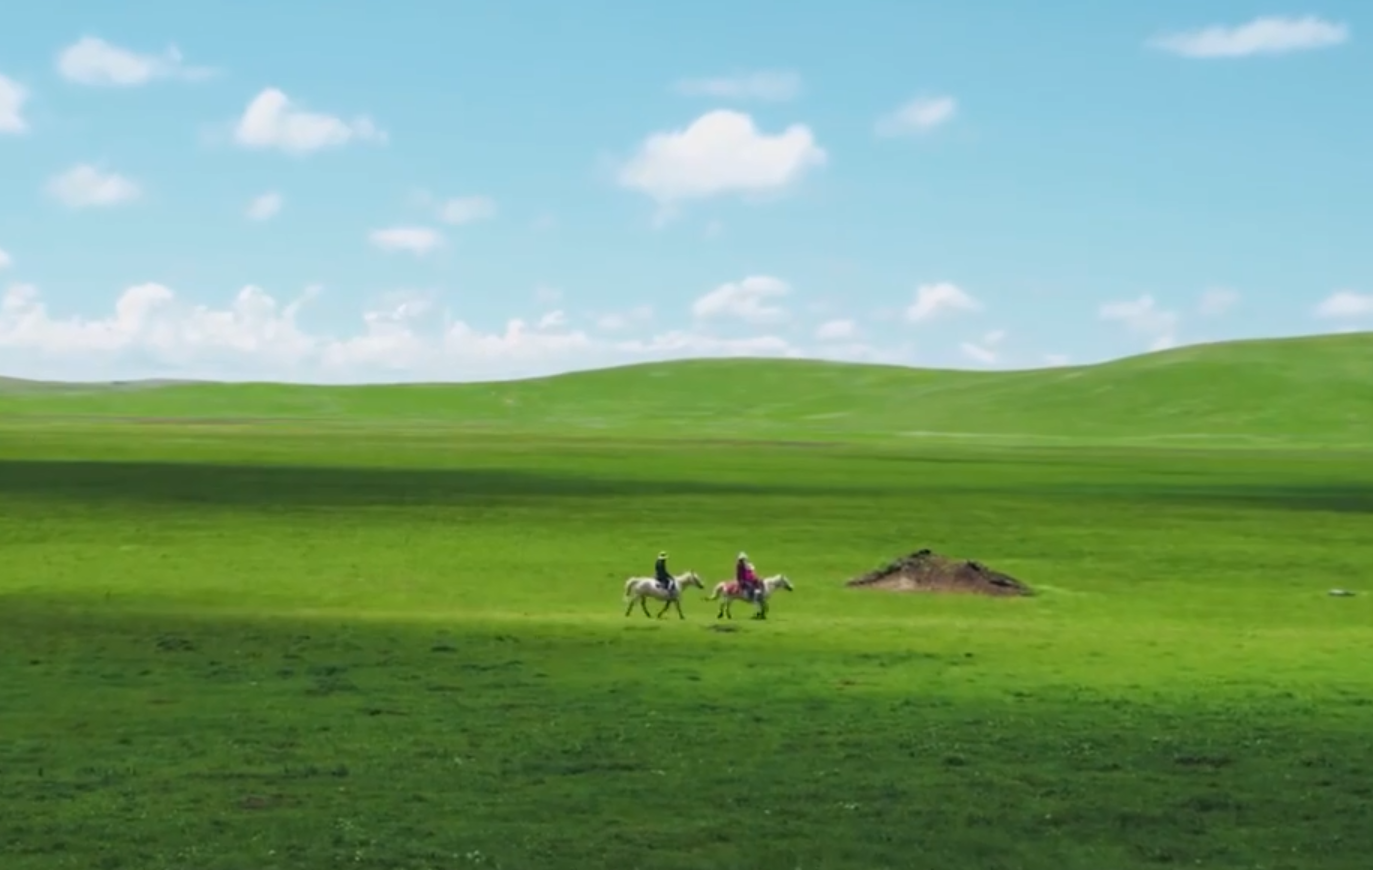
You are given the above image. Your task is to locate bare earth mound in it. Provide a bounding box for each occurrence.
[847,549,1032,597]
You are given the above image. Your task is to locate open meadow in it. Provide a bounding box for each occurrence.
[4,338,1373,869]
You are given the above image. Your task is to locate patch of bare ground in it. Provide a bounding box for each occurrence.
[846,548,1032,596]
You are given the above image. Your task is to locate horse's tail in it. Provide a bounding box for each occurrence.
[706,583,723,601]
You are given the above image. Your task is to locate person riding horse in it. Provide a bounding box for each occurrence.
[654,551,674,593]
[736,552,762,602]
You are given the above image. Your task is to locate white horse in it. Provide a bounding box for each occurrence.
[707,574,794,620]
[623,571,705,619]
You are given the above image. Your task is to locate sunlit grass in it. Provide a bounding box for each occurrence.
[2,403,1371,868]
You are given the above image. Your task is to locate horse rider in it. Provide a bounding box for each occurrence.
[736,551,761,602]
[654,551,674,593]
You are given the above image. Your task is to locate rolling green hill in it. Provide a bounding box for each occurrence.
[5,332,1373,868]
[2,331,1370,446]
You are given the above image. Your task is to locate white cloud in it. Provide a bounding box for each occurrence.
[613,330,797,361]
[0,74,28,133]
[1,282,318,376]
[875,96,957,137]
[533,285,563,305]
[436,320,598,369]
[905,282,983,323]
[56,36,213,86]
[438,196,497,225]
[693,275,791,324]
[674,70,802,102]
[1149,16,1349,58]
[376,290,435,320]
[960,342,996,365]
[3,284,807,382]
[1197,287,1239,316]
[368,226,444,255]
[1044,353,1070,367]
[596,305,653,332]
[1099,294,1178,351]
[246,191,283,221]
[47,164,141,208]
[233,88,385,155]
[0,249,10,270]
[959,328,1006,366]
[537,310,567,330]
[1314,290,1373,320]
[815,318,857,341]
[0,283,940,383]
[617,110,826,204]
[817,341,913,366]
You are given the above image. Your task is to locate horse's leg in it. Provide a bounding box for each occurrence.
[640,596,652,618]
[676,597,685,620]
[656,599,672,619]
[625,594,635,617]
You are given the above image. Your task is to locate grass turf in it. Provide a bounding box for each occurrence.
[4,340,1373,869]
[3,331,1373,446]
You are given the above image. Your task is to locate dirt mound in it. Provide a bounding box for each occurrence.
[846,549,1032,597]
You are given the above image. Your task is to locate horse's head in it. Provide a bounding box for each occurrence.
[680,571,704,589]
[773,574,794,591]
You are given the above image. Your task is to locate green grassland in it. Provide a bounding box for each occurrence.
[3,335,1373,869]
[4,330,1373,446]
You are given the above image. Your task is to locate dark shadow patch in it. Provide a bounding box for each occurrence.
[459,660,522,673]
[1173,753,1232,769]
[0,458,880,508]
[238,793,299,811]
[1181,484,1373,515]
[1042,483,1373,515]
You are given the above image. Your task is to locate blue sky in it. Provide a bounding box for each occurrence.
[1,1,1369,383]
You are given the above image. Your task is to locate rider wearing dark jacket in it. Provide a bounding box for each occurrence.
[654,551,673,590]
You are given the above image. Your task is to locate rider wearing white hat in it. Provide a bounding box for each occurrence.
[654,551,673,591]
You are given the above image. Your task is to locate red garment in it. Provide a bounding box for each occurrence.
[736,561,758,583]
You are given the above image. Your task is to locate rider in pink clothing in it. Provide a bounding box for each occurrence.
[735,552,761,602]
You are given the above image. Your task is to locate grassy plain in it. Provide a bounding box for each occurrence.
[4,331,1373,445]
[3,340,1373,869]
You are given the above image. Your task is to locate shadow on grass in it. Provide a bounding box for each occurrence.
[3,457,1371,515]
[861,449,1373,514]
[0,458,882,508]
[1226,487,1373,514]
[1044,483,1373,515]
[3,595,1373,870]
